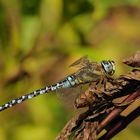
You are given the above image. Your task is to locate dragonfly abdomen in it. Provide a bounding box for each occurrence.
[0,76,78,111]
[0,84,62,111]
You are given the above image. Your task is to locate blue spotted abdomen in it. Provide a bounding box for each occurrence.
[0,75,79,112]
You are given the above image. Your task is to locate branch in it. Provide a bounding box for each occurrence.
[97,89,140,134]
[98,106,140,140]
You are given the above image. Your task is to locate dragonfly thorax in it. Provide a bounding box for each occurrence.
[74,68,101,84]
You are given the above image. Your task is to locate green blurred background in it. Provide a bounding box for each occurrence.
[0,0,139,139]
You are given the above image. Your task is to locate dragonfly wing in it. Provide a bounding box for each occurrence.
[69,55,89,68]
[56,85,88,110]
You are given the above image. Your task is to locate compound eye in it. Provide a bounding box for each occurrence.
[101,60,115,76]
[108,61,115,75]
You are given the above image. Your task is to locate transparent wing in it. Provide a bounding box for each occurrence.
[69,55,90,68]
[69,56,98,72]
[56,84,88,110]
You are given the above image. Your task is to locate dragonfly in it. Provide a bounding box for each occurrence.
[0,56,115,112]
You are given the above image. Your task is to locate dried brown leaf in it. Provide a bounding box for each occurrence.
[123,51,140,67]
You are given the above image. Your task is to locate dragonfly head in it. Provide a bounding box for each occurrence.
[101,60,115,76]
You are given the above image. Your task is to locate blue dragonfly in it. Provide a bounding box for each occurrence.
[0,56,115,111]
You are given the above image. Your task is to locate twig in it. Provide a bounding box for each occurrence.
[97,88,140,134]
[98,106,140,140]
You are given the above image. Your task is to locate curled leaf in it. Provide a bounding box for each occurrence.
[123,51,140,67]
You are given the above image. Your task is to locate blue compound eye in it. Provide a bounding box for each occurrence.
[101,60,115,75]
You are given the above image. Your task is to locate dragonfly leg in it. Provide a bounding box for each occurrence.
[95,75,107,92]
